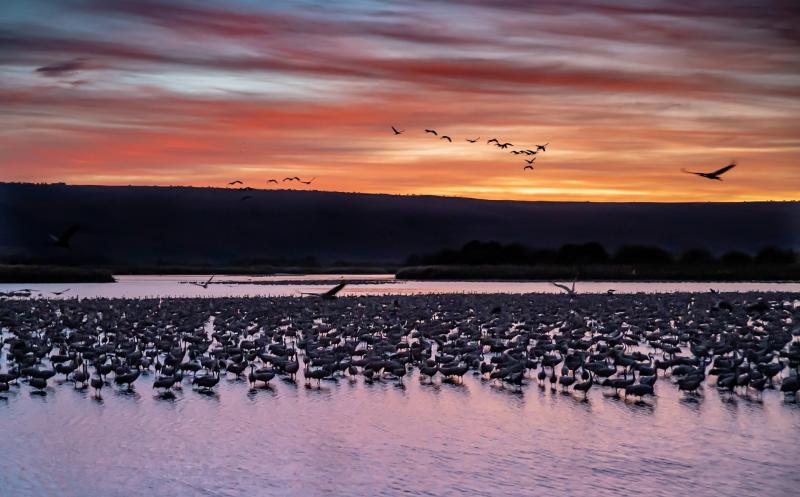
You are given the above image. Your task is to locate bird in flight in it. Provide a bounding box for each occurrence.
[391,126,403,135]
[440,135,452,142]
[525,158,536,164]
[299,177,316,185]
[190,275,215,289]
[681,162,736,181]
[424,129,438,136]
[228,180,243,186]
[551,280,577,297]
[267,179,278,184]
[523,165,534,171]
[497,142,513,149]
[466,137,480,143]
[50,224,80,249]
[283,177,301,182]
[535,143,549,152]
[300,282,347,300]
[51,289,71,296]
[487,138,499,145]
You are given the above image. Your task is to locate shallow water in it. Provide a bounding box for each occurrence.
[2,356,798,497]
[2,273,800,299]
[1,287,799,497]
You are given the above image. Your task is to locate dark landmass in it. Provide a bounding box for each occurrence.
[0,265,115,283]
[2,183,798,270]
[112,265,396,276]
[396,264,800,281]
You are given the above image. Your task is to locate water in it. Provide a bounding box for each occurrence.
[2,273,800,299]
[1,280,799,497]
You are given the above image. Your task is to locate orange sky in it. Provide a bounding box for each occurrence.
[1,0,799,201]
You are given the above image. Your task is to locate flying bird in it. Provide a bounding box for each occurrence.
[498,142,513,149]
[50,224,80,248]
[523,165,534,171]
[228,180,243,186]
[51,289,71,296]
[440,135,452,142]
[283,177,298,182]
[550,279,577,297]
[299,177,316,185]
[525,158,536,164]
[424,129,438,136]
[300,282,347,300]
[190,275,215,289]
[466,137,479,143]
[267,179,278,184]
[535,143,549,152]
[391,126,403,135]
[681,162,736,181]
[487,138,499,144]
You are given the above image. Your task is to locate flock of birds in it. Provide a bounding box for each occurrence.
[392,126,549,172]
[1,290,798,406]
[226,177,316,201]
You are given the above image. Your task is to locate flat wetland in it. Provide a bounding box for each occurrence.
[1,284,799,497]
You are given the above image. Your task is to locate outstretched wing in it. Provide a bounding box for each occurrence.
[323,282,347,297]
[681,168,700,176]
[550,281,573,294]
[710,162,736,177]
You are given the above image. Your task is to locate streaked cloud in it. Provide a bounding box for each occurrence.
[0,0,798,201]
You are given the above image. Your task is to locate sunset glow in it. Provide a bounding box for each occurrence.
[1,0,799,201]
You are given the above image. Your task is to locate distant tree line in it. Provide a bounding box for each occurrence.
[404,241,798,267]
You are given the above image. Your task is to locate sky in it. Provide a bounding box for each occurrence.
[1,0,798,202]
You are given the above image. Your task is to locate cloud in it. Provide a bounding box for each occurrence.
[35,57,93,77]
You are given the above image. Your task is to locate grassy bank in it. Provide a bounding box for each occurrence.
[0,265,116,283]
[395,264,800,281]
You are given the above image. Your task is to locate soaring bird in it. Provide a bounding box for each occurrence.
[498,142,513,149]
[300,282,347,300]
[550,280,577,296]
[267,179,278,184]
[682,162,736,181]
[190,275,215,289]
[299,177,316,185]
[51,289,70,296]
[228,180,243,186]
[525,158,536,164]
[466,137,479,143]
[50,224,80,248]
[424,129,438,135]
[487,138,499,144]
[283,177,295,182]
[523,165,534,171]
[391,126,403,135]
[535,143,548,152]
[440,135,452,142]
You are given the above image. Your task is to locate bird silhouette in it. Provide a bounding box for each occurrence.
[550,280,577,296]
[228,180,243,185]
[525,158,536,164]
[267,179,278,184]
[466,137,479,143]
[523,165,534,171]
[50,224,80,248]
[487,138,499,144]
[391,126,403,135]
[190,275,215,289]
[440,135,452,142]
[51,289,70,296]
[424,129,438,135]
[535,143,548,152]
[498,142,513,149]
[682,162,736,181]
[299,177,316,185]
